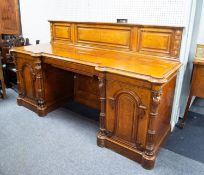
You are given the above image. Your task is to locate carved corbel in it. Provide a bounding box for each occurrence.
[34,60,45,108]
[172,30,182,57]
[98,75,106,136]
[145,90,162,156]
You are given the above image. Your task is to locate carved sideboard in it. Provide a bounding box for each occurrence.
[11,21,183,169]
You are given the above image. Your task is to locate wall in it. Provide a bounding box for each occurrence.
[197,2,204,44]
[19,0,190,44]
[19,0,52,43]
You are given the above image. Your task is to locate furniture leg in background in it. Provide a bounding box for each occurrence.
[180,56,204,128]
[180,93,193,128]
[0,56,6,98]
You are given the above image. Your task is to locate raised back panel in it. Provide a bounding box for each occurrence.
[75,24,132,50]
[50,21,183,59]
[52,23,72,43]
[137,28,182,57]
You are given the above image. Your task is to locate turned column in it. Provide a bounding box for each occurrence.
[142,89,162,169]
[97,73,107,147]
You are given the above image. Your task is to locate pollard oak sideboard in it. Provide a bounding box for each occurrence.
[11,21,183,169]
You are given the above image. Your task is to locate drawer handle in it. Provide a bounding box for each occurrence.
[139,105,147,119]
[139,105,147,110]
[74,74,78,79]
[109,97,115,109]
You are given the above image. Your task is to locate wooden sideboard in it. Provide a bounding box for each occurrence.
[11,21,183,169]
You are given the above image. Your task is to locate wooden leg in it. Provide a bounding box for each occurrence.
[180,94,193,129]
[0,57,6,98]
[1,79,6,98]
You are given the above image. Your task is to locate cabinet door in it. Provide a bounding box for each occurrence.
[106,80,149,148]
[20,64,36,101]
[0,0,21,34]
[16,55,44,105]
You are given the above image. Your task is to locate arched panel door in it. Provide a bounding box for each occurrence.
[20,64,36,101]
[113,91,144,145]
[106,80,147,148]
[114,92,139,143]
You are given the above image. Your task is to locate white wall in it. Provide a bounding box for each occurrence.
[19,0,52,43]
[197,2,204,44]
[19,0,191,44]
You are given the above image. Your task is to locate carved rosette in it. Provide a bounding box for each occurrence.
[145,90,162,156]
[98,74,106,136]
[172,30,182,57]
[34,60,45,108]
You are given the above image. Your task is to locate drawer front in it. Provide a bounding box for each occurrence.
[44,56,98,77]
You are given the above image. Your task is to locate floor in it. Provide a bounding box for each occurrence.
[164,111,204,163]
[190,97,204,115]
[0,89,204,175]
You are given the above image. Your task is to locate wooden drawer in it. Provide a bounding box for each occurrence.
[43,56,98,76]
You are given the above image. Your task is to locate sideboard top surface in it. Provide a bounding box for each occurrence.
[12,42,181,83]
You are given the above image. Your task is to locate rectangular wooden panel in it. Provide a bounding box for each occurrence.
[43,65,74,106]
[76,24,131,50]
[52,23,72,42]
[74,74,99,109]
[137,28,174,57]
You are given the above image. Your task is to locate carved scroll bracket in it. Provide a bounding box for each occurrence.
[172,30,182,58]
[145,89,162,156]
